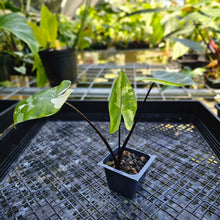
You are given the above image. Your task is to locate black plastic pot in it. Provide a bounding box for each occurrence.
[98,147,156,198]
[204,75,220,89]
[0,53,12,82]
[39,48,77,86]
[178,54,208,69]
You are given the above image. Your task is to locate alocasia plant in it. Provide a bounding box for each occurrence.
[109,69,137,134]
[13,68,195,169]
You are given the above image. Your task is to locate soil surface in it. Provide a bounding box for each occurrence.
[105,150,148,174]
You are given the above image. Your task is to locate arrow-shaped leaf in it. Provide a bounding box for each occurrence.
[14,80,73,124]
[109,69,137,134]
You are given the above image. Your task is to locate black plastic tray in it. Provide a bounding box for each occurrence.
[0,100,18,133]
[0,100,219,219]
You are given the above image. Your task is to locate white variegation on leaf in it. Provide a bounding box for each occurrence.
[13,80,73,124]
[109,69,137,134]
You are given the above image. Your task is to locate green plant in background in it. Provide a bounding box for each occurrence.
[28,0,91,87]
[58,1,93,51]
[29,5,59,50]
[121,5,181,51]
[84,1,168,50]
[121,0,220,60]
[0,11,38,55]
[0,1,37,77]
[13,69,195,169]
[28,4,59,87]
[0,5,38,84]
[164,0,220,60]
[164,0,220,83]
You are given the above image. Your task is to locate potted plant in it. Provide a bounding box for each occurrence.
[29,1,91,87]
[13,69,195,198]
[185,25,220,88]
[0,9,38,84]
[162,2,220,86]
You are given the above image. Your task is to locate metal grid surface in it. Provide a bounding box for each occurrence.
[0,63,220,113]
[0,120,219,219]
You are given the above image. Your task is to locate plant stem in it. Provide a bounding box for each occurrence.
[118,123,121,159]
[65,101,119,168]
[117,82,155,164]
[72,0,91,49]
[194,22,217,60]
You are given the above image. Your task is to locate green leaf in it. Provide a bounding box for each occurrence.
[41,5,58,48]
[182,67,205,77]
[29,5,58,49]
[150,14,164,46]
[14,66,26,75]
[13,80,72,124]
[109,69,137,134]
[28,22,48,49]
[0,13,38,55]
[0,81,11,87]
[137,70,196,86]
[172,38,205,53]
[33,54,48,87]
[172,41,189,60]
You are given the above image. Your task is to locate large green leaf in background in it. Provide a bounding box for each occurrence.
[171,38,205,60]
[137,70,196,86]
[172,38,205,53]
[150,13,164,46]
[14,80,73,124]
[41,4,58,47]
[109,69,137,134]
[0,13,38,55]
[29,4,58,49]
[172,41,190,60]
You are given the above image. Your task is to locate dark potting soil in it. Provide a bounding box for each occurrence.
[105,150,148,174]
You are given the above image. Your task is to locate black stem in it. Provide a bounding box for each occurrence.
[65,101,119,168]
[118,123,121,160]
[118,82,155,164]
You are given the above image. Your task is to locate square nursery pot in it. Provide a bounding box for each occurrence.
[204,75,220,89]
[98,147,156,199]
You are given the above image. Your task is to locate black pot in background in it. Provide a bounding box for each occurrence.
[39,48,77,87]
[178,53,208,69]
[99,147,156,199]
[0,53,13,82]
[204,74,220,89]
